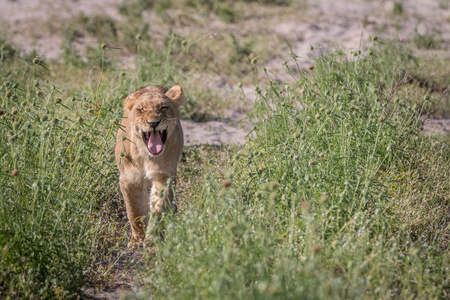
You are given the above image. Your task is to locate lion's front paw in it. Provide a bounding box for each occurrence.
[127,237,144,249]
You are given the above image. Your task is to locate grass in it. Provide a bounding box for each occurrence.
[118,0,294,22]
[0,44,125,297]
[413,30,442,50]
[141,41,449,299]
[0,2,449,298]
[0,27,238,296]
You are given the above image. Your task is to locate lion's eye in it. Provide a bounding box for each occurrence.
[160,106,168,111]
[137,108,145,112]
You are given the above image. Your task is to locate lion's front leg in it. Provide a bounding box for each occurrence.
[119,180,149,246]
[145,177,177,244]
[149,176,177,215]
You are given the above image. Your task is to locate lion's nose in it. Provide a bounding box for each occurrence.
[147,120,161,129]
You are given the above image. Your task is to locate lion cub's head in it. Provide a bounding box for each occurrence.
[124,85,183,156]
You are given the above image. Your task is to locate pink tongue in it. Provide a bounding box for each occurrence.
[148,131,163,154]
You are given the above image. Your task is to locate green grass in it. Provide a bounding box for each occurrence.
[0,29,234,296]
[413,30,442,50]
[118,0,294,22]
[141,41,449,299]
[0,45,124,297]
[0,6,449,299]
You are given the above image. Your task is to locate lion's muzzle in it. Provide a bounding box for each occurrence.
[147,120,161,129]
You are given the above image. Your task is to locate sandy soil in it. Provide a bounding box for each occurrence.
[1,0,448,298]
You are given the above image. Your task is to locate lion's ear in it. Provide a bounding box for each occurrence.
[165,85,184,107]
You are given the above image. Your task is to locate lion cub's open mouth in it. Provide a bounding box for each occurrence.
[143,130,167,155]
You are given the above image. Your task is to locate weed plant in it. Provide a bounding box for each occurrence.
[118,0,293,21]
[144,41,449,299]
[0,30,230,296]
[0,44,144,297]
[0,19,448,299]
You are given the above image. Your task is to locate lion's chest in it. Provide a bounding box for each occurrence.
[141,156,177,181]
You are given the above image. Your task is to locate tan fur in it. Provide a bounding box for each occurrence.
[115,85,184,246]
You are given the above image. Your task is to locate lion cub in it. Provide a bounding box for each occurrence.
[115,85,184,246]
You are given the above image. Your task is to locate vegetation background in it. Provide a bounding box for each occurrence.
[0,0,448,299]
